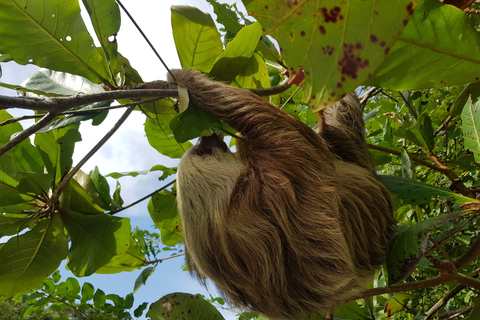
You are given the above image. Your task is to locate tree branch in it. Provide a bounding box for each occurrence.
[51,105,136,202]
[0,112,57,156]
[0,89,178,112]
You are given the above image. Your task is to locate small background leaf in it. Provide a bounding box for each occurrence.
[461,99,480,162]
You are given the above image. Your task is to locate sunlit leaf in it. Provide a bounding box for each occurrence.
[82,0,121,75]
[0,0,110,84]
[145,114,193,159]
[63,210,131,276]
[385,294,415,317]
[0,215,68,297]
[133,266,155,293]
[368,0,480,90]
[171,5,223,73]
[244,0,416,109]
[210,22,262,82]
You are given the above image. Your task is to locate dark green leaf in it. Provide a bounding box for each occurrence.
[81,282,95,302]
[34,125,82,182]
[16,172,53,195]
[0,215,68,297]
[169,103,222,143]
[386,212,463,283]
[378,175,475,205]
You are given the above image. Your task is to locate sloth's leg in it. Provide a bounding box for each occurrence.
[319,94,375,173]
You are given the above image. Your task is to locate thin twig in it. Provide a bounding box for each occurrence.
[0,112,57,156]
[147,253,186,265]
[52,105,136,202]
[359,86,380,106]
[422,284,467,319]
[109,180,176,215]
[349,275,456,301]
[115,0,175,82]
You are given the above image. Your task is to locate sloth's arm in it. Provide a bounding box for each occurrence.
[167,69,330,156]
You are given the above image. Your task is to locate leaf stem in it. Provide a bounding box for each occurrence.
[109,180,176,215]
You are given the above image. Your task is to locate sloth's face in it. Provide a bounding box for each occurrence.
[176,134,246,220]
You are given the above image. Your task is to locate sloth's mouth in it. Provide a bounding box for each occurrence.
[192,134,228,155]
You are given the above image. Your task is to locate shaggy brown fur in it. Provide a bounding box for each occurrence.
[168,69,395,320]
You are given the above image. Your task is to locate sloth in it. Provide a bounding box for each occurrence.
[167,69,395,320]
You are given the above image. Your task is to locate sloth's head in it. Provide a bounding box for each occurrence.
[176,134,246,226]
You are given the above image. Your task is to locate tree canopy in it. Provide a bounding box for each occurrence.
[1,0,480,319]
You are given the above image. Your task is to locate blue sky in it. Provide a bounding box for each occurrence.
[0,0,245,319]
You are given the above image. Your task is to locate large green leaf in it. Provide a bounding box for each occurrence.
[59,173,106,215]
[147,293,225,320]
[368,0,480,90]
[171,5,223,73]
[63,210,131,277]
[0,215,68,297]
[148,192,183,246]
[0,0,110,84]
[461,99,480,162]
[243,0,416,110]
[145,114,193,159]
[169,104,222,143]
[209,22,262,82]
[378,175,476,205]
[95,236,145,274]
